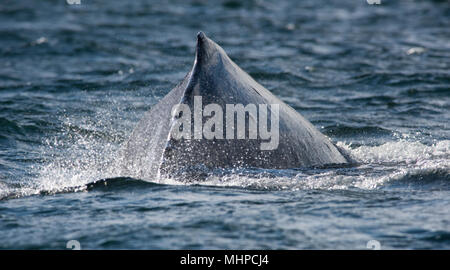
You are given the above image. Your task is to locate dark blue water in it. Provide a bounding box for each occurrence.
[0,0,449,249]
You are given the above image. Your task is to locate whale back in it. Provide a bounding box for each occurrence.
[122,32,348,180]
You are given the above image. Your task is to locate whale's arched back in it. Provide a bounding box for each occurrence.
[121,32,348,180]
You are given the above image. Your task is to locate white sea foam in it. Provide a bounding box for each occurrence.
[16,133,449,199]
[336,140,449,164]
[154,140,450,191]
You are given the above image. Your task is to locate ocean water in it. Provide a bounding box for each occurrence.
[0,0,449,249]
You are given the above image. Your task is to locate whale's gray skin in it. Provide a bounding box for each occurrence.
[121,32,348,180]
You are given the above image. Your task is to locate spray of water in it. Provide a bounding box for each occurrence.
[7,99,448,199]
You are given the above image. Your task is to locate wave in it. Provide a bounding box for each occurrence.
[1,134,448,201]
[322,125,393,138]
[337,140,449,164]
[0,177,160,201]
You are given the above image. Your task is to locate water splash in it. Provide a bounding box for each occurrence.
[3,109,448,200]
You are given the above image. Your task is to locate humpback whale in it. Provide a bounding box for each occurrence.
[121,32,348,180]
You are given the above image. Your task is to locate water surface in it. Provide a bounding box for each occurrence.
[0,0,449,249]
